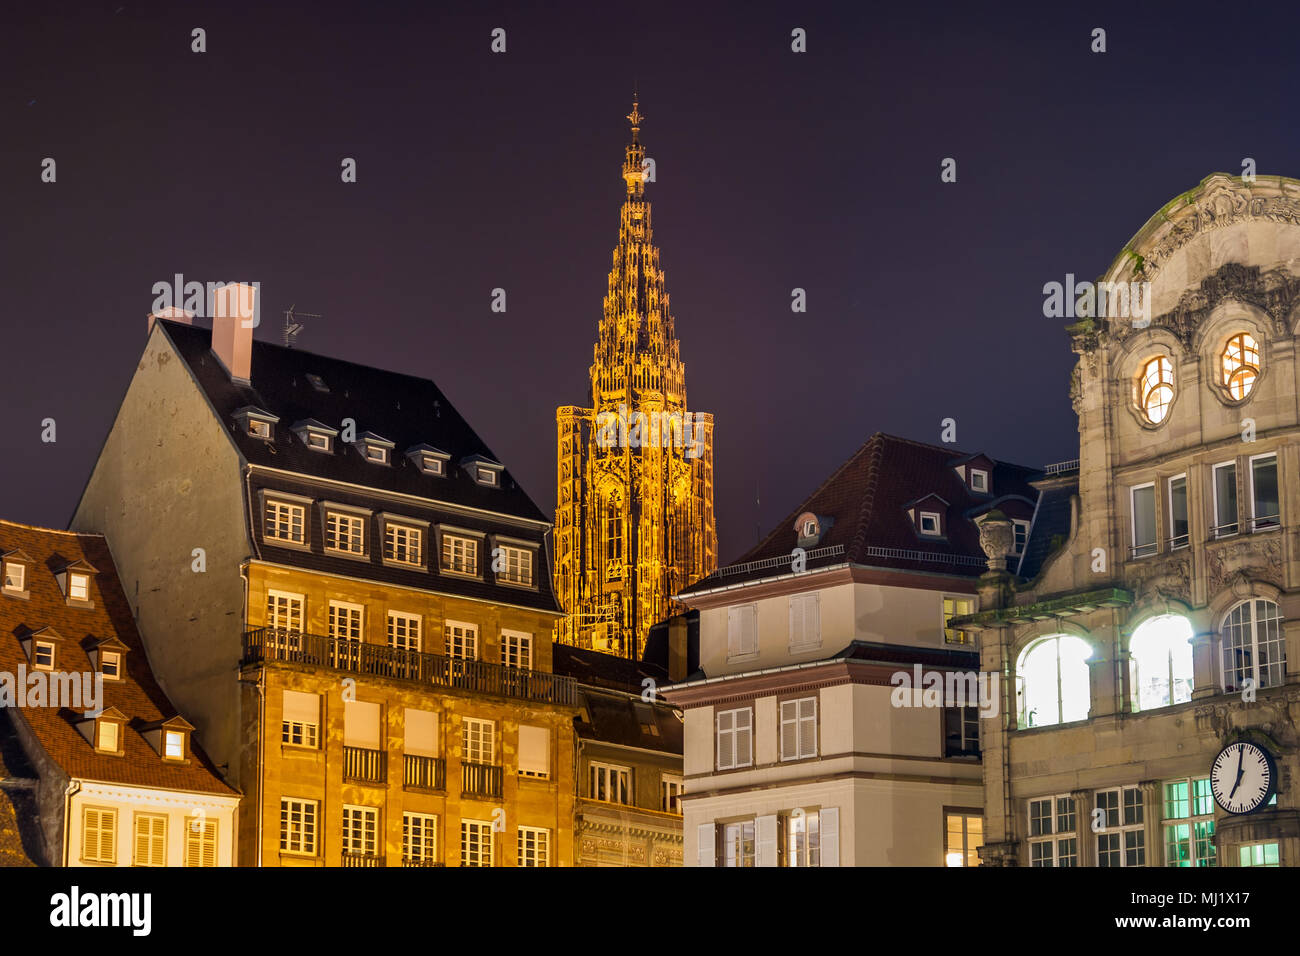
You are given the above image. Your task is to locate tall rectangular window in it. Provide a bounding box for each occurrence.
[1250,454,1279,531]
[1163,777,1216,867]
[1213,462,1238,537]
[387,611,422,652]
[461,820,494,867]
[133,813,167,867]
[463,717,495,765]
[441,534,478,575]
[325,511,366,554]
[944,811,983,867]
[82,807,117,864]
[1131,483,1156,557]
[517,827,550,867]
[266,590,304,634]
[2,561,24,592]
[1168,475,1189,549]
[788,594,821,650]
[944,705,980,756]
[264,499,305,544]
[384,523,423,565]
[943,596,976,645]
[1095,786,1145,867]
[1012,519,1031,555]
[727,604,758,659]
[500,630,533,669]
[661,775,684,813]
[1027,795,1077,867]
[329,601,364,642]
[589,762,631,804]
[716,707,753,770]
[722,821,755,867]
[445,621,478,660]
[282,690,320,748]
[342,805,379,858]
[403,812,438,864]
[185,818,218,867]
[279,798,318,855]
[517,725,549,778]
[779,697,817,761]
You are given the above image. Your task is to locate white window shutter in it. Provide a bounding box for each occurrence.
[717,711,734,769]
[344,699,381,749]
[283,690,320,725]
[404,708,438,757]
[806,593,820,644]
[697,824,716,867]
[780,700,797,759]
[821,807,839,867]
[743,605,757,653]
[737,709,752,765]
[799,698,817,757]
[789,597,803,646]
[727,608,740,656]
[756,815,779,867]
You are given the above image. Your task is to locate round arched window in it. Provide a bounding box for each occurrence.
[1129,614,1193,711]
[1016,634,1092,728]
[1220,332,1260,400]
[1222,599,1284,692]
[1138,356,1174,424]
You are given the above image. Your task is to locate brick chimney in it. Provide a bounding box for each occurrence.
[668,614,688,682]
[210,282,257,384]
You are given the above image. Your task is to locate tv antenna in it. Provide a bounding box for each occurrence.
[282,304,321,348]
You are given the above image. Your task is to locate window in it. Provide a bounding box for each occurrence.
[344,699,382,751]
[404,709,438,758]
[1012,519,1030,555]
[306,432,331,452]
[1139,356,1174,424]
[779,697,817,761]
[69,572,90,602]
[2,561,24,592]
[266,590,304,636]
[32,641,54,671]
[500,630,533,669]
[329,601,363,642]
[1169,475,1189,549]
[1095,786,1145,866]
[403,812,438,864]
[445,621,478,661]
[517,827,550,867]
[185,818,218,867]
[477,467,498,486]
[784,810,821,867]
[1130,614,1194,711]
[662,776,684,814]
[722,821,755,867]
[1130,483,1156,557]
[305,373,328,392]
[100,651,121,679]
[1249,454,1279,531]
[1027,795,1077,867]
[461,820,494,867]
[944,705,980,756]
[325,511,366,554]
[408,447,449,477]
[387,612,422,653]
[1222,599,1285,692]
[249,418,271,439]
[282,690,320,748]
[265,499,306,545]
[919,511,942,536]
[133,813,167,867]
[164,730,185,760]
[342,805,379,859]
[1239,843,1279,867]
[280,798,318,855]
[384,523,423,565]
[82,807,117,864]
[1213,461,1238,537]
[441,533,478,575]
[802,518,818,537]
[495,545,534,586]
[518,725,549,778]
[96,719,120,753]
[789,594,820,650]
[635,702,660,737]
[605,500,623,577]
[1221,332,1260,400]
[463,717,495,765]
[943,596,976,645]
[716,707,753,770]
[945,811,983,867]
[363,444,390,464]
[1164,777,1216,867]
[727,604,758,659]
[590,762,631,804]
[970,469,989,494]
[1016,635,1092,728]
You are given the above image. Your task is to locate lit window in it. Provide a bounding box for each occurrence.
[307,432,331,452]
[133,813,167,866]
[1095,786,1146,867]
[500,630,532,669]
[96,719,120,752]
[1016,634,1092,728]
[365,445,389,464]
[164,730,185,760]
[802,519,818,537]
[722,821,755,867]
[1249,454,1279,531]
[495,545,533,586]
[779,697,817,760]
[1138,356,1174,424]
[100,651,121,679]
[82,807,117,864]
[1213,462,1238,537]
[69,572,90,602]
[605,499,623,579]
[325,511,366,554]
[945,811,983,867]
[461,820,494,867]
[716,707,753,770]
[1130,614,1194,711]
[1163,777,1216,867]
[1239,843,1280,867]
[2,562,25,592]
[441,534,478,575]
[445,621,478,661]
[264,500,306,544]
[784,810,822,867]
[943,596,976,645]
[661,776,684,814]
[589,762,631,803]
[403,812,438,865]
[1221,332,1260,400]
[33,641,55,670]
[517,827,550,867]
[249,419,271,439]
[280,798,318,855]
[919,511,942,535]
[1222,599,1285,692]
[384,523,423,565]
[1028,795,1077,867]
[342,805,380,860]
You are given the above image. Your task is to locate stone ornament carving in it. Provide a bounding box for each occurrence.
[975,512,1015,571]
[1205,535,1283,596]
[1125,556,1190,604]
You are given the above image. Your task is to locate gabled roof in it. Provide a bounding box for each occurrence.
[681,433,1040,593]
[158,320,547,523]
[0,520,236,797]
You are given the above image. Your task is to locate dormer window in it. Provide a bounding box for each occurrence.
[101,651,121,678]
[2,550,30,597]
[90,708,128,755]
[366,445,389,464]
[249,419,271,439]
[477,467,498,486]
[354,432,395,466]
[234,406,280,441]
[56,559,97,607]
[33,640,55,671]
[97,720,120,752]
[165,730,185,760]
[291,420,338,454]
[803,519,818,537]
[969,470,989,494]
[89,636,128,680]
[461,455,504,488]
[143,716,193,763]
[69,572,90,602]
[919,512,942,536]
[305,373,330,393]
[407,444,451,477]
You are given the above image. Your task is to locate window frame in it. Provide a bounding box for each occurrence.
[1094,786,1146,867]
[1212,461,1239,538]
[715,706,754,770]
[263,497,309,547]
[460,819,494,867]
[918,511,942,536]
[1168,474,1189,550]
[462,717,495,766]
[1026,794,1077,867]
[383,520,425,567]
[727,604,758,660]
[517,826,550,867]
[341,804,381,859]
[944,808,983,867]
[1248,453,1280,533]
[133,812,168,867]
[1137,355,1175,425]
[1162,777,1216,867]
[589,761,632,804]
[403,811,438,864]
[81,806,118,865]
[778,696,817,762]
[1221,598,1286,693]
[1129,481,1157,558]
[440,531,480,577]
[445,620,479,661]
[279,797,319,857]
[500,629,533,669]
[323,509,368,557]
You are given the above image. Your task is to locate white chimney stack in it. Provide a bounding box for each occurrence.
[211,282,257,384]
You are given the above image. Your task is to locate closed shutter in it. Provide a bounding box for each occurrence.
[84,807,116,863]
[716,711,734,769]
[780,700,798,759]
[821,807,840,867]
[756,814,778,867]
[804,594,820,644]
[741,606,756,653]
[518,725,549,775]
[344,699,381,748]
[134,813,166,866]
[404,708,438,757]
[186,819,218,867]
[697,823,716,867]
[790,597,804,646]
[799,698,817,757]
[735,709,752,765]
[283,690,319,725]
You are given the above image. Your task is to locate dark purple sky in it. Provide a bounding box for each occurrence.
[4,1,1298,563]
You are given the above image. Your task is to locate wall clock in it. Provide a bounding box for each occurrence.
[1210,742,1276,814]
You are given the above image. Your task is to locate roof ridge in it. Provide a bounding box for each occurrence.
[847,434,888,561]
[0,519,104,539]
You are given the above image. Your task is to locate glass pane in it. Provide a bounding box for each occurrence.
[1132,485,1156,555]
[1214,464,1238,535]
[1252,457,1279,529]
[1169,477,1189,545]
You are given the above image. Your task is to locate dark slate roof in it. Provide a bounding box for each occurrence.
[0,713,40,866]
[159,320,547,523]
[642,609,700,677]
[574,685,682,756]
[553,644,668,695]
[832,639,980,670]
[681,433,1039,593]
[1017,474,1078,581]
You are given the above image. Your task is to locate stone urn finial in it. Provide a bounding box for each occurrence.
[975,510,1015,572]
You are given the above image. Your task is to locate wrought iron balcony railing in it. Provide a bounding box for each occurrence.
[343,745,386,784]
[404,754,446,791]
[462,762,504,799]
[402,858,444,867]
[340,851,385,867]
[244,627,577,706]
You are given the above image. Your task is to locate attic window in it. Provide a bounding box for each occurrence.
[95,714,125,754]
[101,651,121,679]
[33,640,55,671]
[164,730,186,760]
[424,456,445,476]
[919,512,942,536]
[354,432,395,466]
[58,561,97,606]
[477,468,498,486]
[69,572,91,602]
[249,419,271,439]
[305,374,329,393]
[969,469,989,494]
[292,420,338,454]
[366,445,389,464]
[2,555,27,594]
[308,432,331,452]
[462,456,504,488]
[635,703,660,736]
[802,519,818,537]
[407,445,451,477]
[234,407,280,442]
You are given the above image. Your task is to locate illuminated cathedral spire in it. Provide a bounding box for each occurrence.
[554,97,717,659]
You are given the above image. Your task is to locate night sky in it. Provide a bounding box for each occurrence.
[4,1,1299,564]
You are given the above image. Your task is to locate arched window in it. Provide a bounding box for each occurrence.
[1222,599,1285,691]
[1129,614,1194,711]
[1138,356,1174,424]
[1220,332,1260,400]
[605,498,623,580]
[1016,635,1092,728]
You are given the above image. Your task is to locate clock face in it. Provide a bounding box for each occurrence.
[1211,742,1275,814]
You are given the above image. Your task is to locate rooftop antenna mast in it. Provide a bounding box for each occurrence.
[282,304,321,348]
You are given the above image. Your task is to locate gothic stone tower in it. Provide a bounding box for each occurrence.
[555,99,717,659]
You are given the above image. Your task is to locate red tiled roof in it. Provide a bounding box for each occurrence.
[0,520,237,797]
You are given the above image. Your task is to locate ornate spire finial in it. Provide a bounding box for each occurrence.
[622,94,647,197]
[627,95,643,144]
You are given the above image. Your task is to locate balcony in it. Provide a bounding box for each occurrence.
[343,745,386,784]
[340,851,384,867]
[401,858,444,867]
[244,627,577,706]
[462,762,503,799]
[404,754,446,791]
